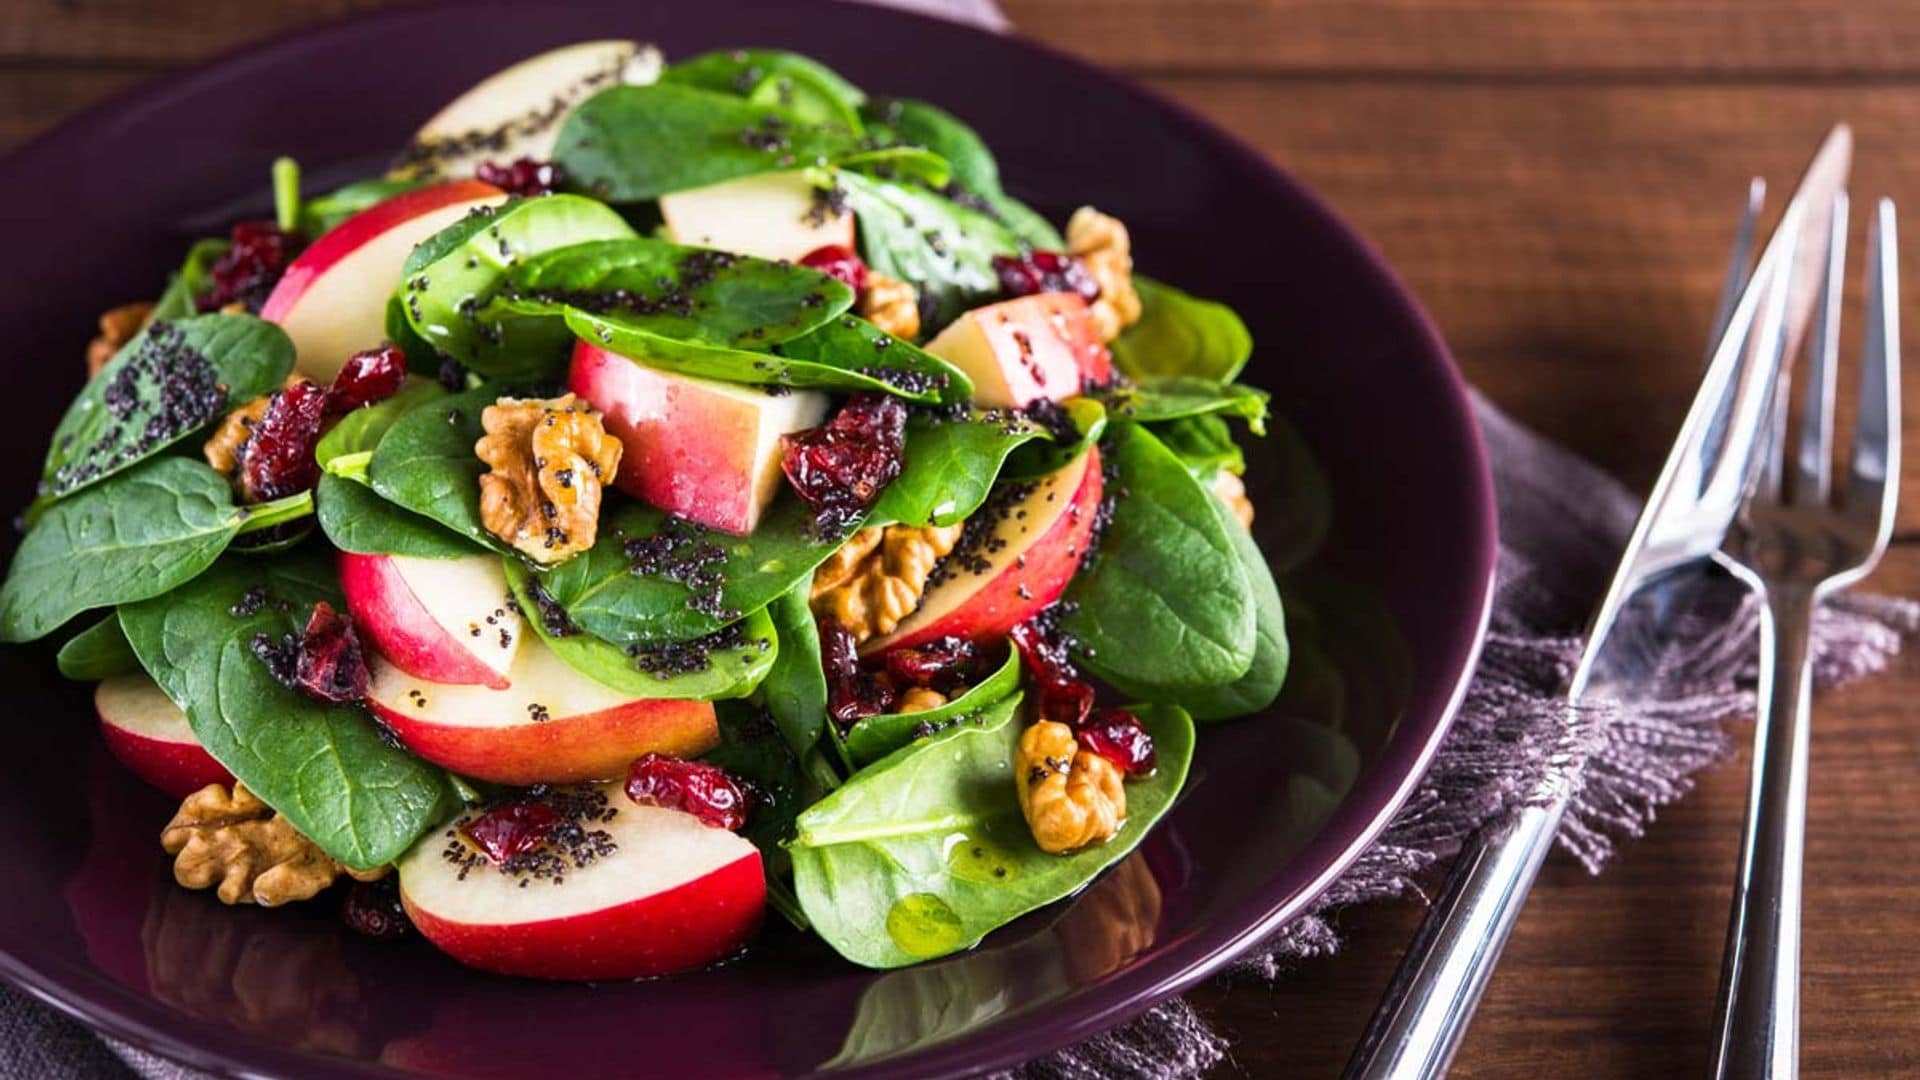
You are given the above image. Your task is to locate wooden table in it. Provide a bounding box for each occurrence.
[3,2,1916,1076]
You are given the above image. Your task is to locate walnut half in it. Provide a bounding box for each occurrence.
[811,522,964,643]
[161,782,386,907]
[86,302,154,379]
[475,393,623,564]
[1066,207,1143,343]
[858,272,921,342]
[1016,720,1126,854]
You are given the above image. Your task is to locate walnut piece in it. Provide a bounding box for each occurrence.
[87,302,154,378]
[811,522,964,643]
[203,394,274,479]
[810,526,885,600]
[1066,207,1143,343]
[161,782,386,907]
[896,686,949,714]
[858,272,921,342]
[1209,469,1255,529]
[475,393,623,564]
[1016,720,1126,854]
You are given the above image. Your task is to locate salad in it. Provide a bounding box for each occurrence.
[0,41,1285,977]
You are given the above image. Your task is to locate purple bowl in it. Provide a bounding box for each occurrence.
[0,2,1496,1075]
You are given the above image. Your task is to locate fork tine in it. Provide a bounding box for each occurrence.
[1794,191,1849,504]
[1751,221,1804,504]
[1848,198,1900,533]
[1707,178,1770,364]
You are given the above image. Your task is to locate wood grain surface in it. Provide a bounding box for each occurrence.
[2,2,1915,1076]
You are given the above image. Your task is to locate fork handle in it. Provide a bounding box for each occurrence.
[1711,585,1816,1079]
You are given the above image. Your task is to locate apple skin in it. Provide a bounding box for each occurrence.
[339,551,519,690]
[569,339,828,534]
[260,179,505,380]
[866,446,1103,654]
[399,800,765,981]
[94,675,233,799]
[924,292,1112,408]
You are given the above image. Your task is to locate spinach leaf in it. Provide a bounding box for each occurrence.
[665,49,867,130]
[503,560,776,699]
[771,313,973,404]
[870,411,1045,527]
[860,97,1060,249]
[120,553,459,870]
[831,170,1023,329]
[1153,413,1244,478]
[1109,277,1253,383]
[1,459,250,642]
[762,580,828,756]
[999,397,1106,484]
[56,615,141,681]
[1151,499,1287,720]
[300,177,425,238]
[556,84,945,202]
[39,314,295,503]
[1104,375,1268,434]
[538,495,853,646]
[315,474,476,560]
[1061,423,1256,691]
[791,696,1194,968]
[839,646,1022,766]
[400,196,637,379]
[315,377,445,471]
[703,702,810,857]
[365,385,512,556]
[151,239,229,322]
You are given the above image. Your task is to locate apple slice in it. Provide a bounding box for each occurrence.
[659,171,855,262]
[569,339,829,535]
[341,551,522,690]
[367,634,718,784]
[260,180,507,380]
[866,445,1104,654]
[397,40,663,182]
[924,292,1113,408]
[95,674,233,799]
[399,789,763,980]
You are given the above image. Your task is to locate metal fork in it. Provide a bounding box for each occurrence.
[1709,195,1901,1079]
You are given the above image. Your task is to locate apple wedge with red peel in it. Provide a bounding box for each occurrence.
[399,793,763,981]
[366,634,719,784]
[923,292,1112,408]
[866,445,1104,655]
[659,170,855,262]
[260,180,506,380]
[570,339,829,535]
[396,41,662,182]
[340,551,522,690]
[95,675,233,799]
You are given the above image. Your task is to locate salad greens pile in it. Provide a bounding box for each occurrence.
[0,43,1288,973]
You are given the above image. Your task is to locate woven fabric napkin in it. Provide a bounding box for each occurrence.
[4,2,1916,1077]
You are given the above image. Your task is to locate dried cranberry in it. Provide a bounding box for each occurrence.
[1011,617,1095,727]
[782,393,908,535]
[293,602,368,704]
[798,245,869,292]
[475,158,564,196]
[992,250,1099,302]
[625,753,749,831]
[462,800,566,863]
[240,380,327,502]
[198,220,296,313]
[1078,708,1157,776]
[341,877,412,940]
[327,344,407,415]
[885,636,978,692]
[820,618,898,724]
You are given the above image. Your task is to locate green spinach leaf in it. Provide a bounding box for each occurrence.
[762,580,828,756]
[703,701,811,857]
[870,411,1046,527]
[1109,276,1253,383]
[1061,423,1256,691]
[120,552,459,870]
[151,239,229,322]
[315,474,477,560]
[39,314,295,503]
[56,615,141,681]
[1153,413,1244,477]
[315,378,445,471]
[860,97,1060,249]
[839,646,1022,766]
[771,313,973,404]
[1152,499,1288,720]
[365,385,512,556]
[1104,375,1268,434]
[665,49,867,130]
[300,177,425,238]
[791,696,1194,968]
[830,170,1023,329]
[999,397,1106,484]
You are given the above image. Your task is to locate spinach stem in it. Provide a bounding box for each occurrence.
[765,878,810,932]
[804,746,844,795]
[272,157,301,234]
[324,451,373,483]
[235,490,314,535]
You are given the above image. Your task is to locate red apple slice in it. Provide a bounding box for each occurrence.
[866,445,1104,654]
[260,180,507,380]
[569,339,829,534]
[367,634,718,784]
[340,551,522,690]
[659,170,855,262]
[924,292,1112,408]
[95,674,233,799]
[399,791,763,981]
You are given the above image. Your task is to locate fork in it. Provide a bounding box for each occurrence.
[1709,195,1901,1079]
